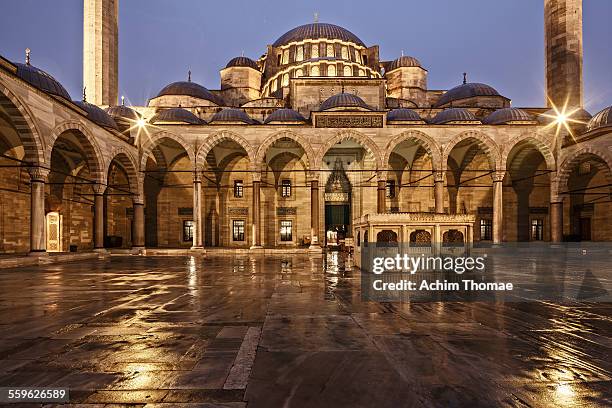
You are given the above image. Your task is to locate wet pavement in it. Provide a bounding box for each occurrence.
[0,253,610,407]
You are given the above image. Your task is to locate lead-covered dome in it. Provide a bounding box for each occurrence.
[587,106,612,132]
[483,108,535,125]
[431,108,479,124]
[73,101,118,130]
[155,81,221,105]
[320,93,371,111]
[387,56,422,72]
[264,109,306,124]
[210,108,256,124]
[273,23,365,47]
[226,56,259,70]
[14,63,71,100]
[435,83,501,107]
[150,108,204,125]
[106,105,141,122]
[387,108,422,122]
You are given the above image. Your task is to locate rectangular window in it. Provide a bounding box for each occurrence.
[280,220,293,242]
[232,220,245,241]
[480,219,493,241]
[386,180,396,198]
[183,220,194,242]
[531,219,544,241]
[281,179,292,197]
[234,180,243,198]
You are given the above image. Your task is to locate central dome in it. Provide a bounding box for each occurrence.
[273,23,365,47]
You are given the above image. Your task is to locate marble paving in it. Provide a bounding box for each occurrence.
[0,253,609,407]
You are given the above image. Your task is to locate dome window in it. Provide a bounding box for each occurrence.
[326,44,334,57]
[311,43,319,58]
[282,73,289,86]
[341,46,349,60]
[295,68,304,78]
[355,52,362,64]
[311,65,320,76]
[359,69,366,77]
[343,66,352,77]
[282,49,289,65]
[328,64,336,77]
[296,45,304,62]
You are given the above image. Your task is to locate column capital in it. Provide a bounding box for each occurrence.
[132,196,145,205]
[492,170,506,183]
[252,174,261,183]
[92,183,107,195]
[307,171,319,182]
[376,170,386,182]
[433,170,445,183]
[27,166,50,182]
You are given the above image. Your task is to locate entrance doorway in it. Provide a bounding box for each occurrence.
[579,217,591,241]
[324,159,351,248]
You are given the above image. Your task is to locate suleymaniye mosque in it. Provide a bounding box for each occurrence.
[0,1,610,406]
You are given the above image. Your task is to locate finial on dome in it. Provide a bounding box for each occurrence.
[121,95,125,106]
[241,50,244,57]
[463,72,467,84]
[188,70,191,82]
[82,87,87,102]
[341,84,345,93]
[314,12,319,23]
[401,50,404,57]
[25,48,31,65]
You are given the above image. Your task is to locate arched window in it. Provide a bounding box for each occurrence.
[343,66,352,77]
[295,68,304,78]
[355,52,362,64]
[282,49,289,65]
[359,69,366,77]
[311,65,320,76]
[271,79,278,92]
[376,230,399,247]
[311,43,319,58]
[282,73,289,86]
[326,44,334,57]
[296,45,304,62]
[341,46,349,60]
[327,64,336,77]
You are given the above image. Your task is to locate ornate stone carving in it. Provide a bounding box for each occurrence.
[228,207,248,216]
[492,171,506,182]
[277,207,297,216]
[27,166,50,182]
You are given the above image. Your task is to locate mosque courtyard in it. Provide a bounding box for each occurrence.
[0,254,609,407]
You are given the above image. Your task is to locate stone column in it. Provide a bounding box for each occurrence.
[310,179,319,248]
[28,167,49,256]
[132,197,145,249]
[93,183,106,251]
[191,171,204,249]
[492,171,505,245]
[550,201,564,243]
[434,170,445,214]
[251,177,262,249]
[377,179,386,214]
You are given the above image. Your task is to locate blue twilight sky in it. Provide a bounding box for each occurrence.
[1,0,611,112]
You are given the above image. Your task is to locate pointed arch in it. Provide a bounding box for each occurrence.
[552,146,612,200]
[442,130,502,171]
[46,120,105,183]
[502,132,556,172]
[255,130,316,168]
[0,80,45,164]
[384,130,443,170]
[107,146,140,196]
[139,130,195,172]
[195,130,255,170]
[316,130,383,169]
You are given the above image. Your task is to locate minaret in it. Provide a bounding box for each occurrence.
[544,0,583,109]
[83,0,118,106]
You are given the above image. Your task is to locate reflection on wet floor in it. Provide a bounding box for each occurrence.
[0,254,609,407]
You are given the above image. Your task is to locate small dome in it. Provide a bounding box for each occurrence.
[483,108,535,125]
[431,108,479,124]
[73,101,118,130]
[273,23,365,48]
[226,56,259,70]
[14,63,71,100]
[435,83,501,107]
[264,109,306,124]
[155,81,221,105]
[106,105,141,122]
[210,108,256,124]
[320,93,371,111]
[387,56,422,72]
[387,108,422,122]
[587,106,612,132]
[150,108,204,125]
